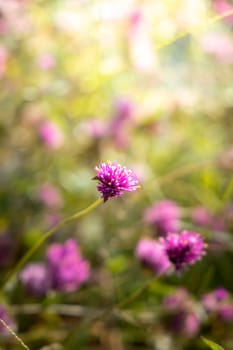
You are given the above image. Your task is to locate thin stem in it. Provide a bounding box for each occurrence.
[2,198,103,292]
[0,317,30,350]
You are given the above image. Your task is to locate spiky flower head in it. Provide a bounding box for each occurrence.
[161,231,207,271]
[94,161,140,201]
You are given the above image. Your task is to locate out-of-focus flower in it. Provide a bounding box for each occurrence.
[191,206,226,231]
[127,8,157,72]
[108,98,135,149]
[0,47,8,78]
[144,200,181,236]
[47,239,90,292]
[163,288,200,338]
[202,288,233,322]
[0,305,16,334]
[20,263,50,296]
[82,119,107,139]
[213,0,233,24]
[201,33,233,64]
[135,238,171,275]
[38,183,63,209]
[161,231,206,271]
[39,120,64,149]
[37,53,56,70]
[94,161,140,201]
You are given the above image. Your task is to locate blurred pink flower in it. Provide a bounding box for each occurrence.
[213,0,233,24]
[82,119,107,139]
[0,47,8,78]
[39,120,64,149]
[38,183,63,209]
[37,53,56,70]
[201,33,233,64]
[144,200,181,236]
[135,238,171,275]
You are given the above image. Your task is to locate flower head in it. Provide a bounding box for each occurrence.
[162,231,206,271]
[135,238,171,275]
[46,239,90,292]
[39,120,64,149]
[20,263,50,296]
[144,200,181,235]
[94,162,140,201]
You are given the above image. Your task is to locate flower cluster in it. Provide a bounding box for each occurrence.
[94,162,140,201]
[202,288,233,322]
[20,239,90,296]
[163,288,201,338]
[136,231,206,273]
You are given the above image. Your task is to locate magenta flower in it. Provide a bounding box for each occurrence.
[47,239,90,292]
[144,200,181,235]
[20,263,50,296]
[135,238,171,275]
[161,231,207,271]
[202,288,233,322]
[94,162,140,201]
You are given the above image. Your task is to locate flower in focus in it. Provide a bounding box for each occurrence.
[135,238,171,275]
[161,231,206,271]
[47,239,90,292]
[94,162,140,201]
[0,305,16,334]
[144,200,181,235]
[20,263,50,297]
[39,120,64,150]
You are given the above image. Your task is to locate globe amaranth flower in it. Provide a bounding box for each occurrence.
[144,200,181,236]
[20,263,50,297]
[47,239,90,292]
[163,288,201,338]
[202,288,233,322]
[161,231,207,271]
[94,162,140,201]
[135,238,171,275]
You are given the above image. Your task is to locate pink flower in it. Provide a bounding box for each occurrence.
[213,0,233,24]
[39,121,64,149]
[38,183,63,209]
[201,33,233,64]
[37,53,56,70]
[135,238,171,275]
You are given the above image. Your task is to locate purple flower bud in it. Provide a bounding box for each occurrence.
[161,231,207,271]
[47,239,90,293]
[144,200,181,235]
[20,263,50,296]
[94,162,140,201]
[135,238,171,275]
[202,287,233,322]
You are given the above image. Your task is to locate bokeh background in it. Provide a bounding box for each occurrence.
[0,0,233,349]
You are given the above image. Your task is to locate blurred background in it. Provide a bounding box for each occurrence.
[0,0,233,349]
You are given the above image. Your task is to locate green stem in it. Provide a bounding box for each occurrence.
[0,317,30,350]
[2,198,103,292]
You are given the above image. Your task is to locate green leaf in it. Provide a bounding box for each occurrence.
[201,337,225,350]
